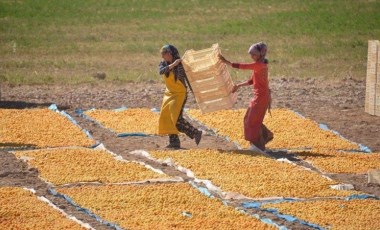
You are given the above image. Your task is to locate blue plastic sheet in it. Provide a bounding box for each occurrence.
[346,194,380,201]
[49,188,123,230]
[150,108,160,113]
[273,108,372,153]
[181,211,193,218]
[189,181,214,198]
[60,110,79,126]
[48,104,58,111]
[188,182,289,229]
[242,201,324,230]
[242,193,380,230]
[48,104,98,148]
[293,111,306,119]
[238,209,289,230]
[242,198,299,209]
[262,217,290,230]
[265,208,324,230]
[242,202,261,209]
[318,124,330,131]
[277,213,298,222]
[358,144,372,153]
[319,123,372,153]
[117,133,149,137]
[113,106,128,112]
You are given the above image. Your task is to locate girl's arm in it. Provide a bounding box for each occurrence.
[219,54,254,93]
[158,59,182,75]
[231,63,255,70]
[159,61,169,75]
[232,79,252,93]
[219,54,255,70]
[219,54,232,66]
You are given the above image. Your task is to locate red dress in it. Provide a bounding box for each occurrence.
[232,62,272,150]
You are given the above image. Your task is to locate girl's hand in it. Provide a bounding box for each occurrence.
[219,54,231,65]
[231,84,239,93]
[169,59,182,70]
[173,59,182,66]
[218,54,227,62]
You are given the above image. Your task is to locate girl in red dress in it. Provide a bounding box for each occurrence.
[219,42,273,152]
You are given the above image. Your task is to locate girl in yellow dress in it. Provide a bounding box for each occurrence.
[158,44,202,149]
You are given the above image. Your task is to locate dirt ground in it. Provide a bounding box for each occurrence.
[1,78,379,229]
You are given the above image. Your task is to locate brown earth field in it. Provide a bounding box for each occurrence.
[1,77,379,230]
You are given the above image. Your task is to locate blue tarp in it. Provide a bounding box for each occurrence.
[189,182,289,229]
[242,193,380,230]
[319,123,371,153]
[242,201,324,230]
[49,188,123,230]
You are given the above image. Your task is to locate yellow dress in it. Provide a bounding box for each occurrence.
[158,71,187,135]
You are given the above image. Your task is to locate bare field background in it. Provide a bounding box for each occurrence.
[0,0,379,84]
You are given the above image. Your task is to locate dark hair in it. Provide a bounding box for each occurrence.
[160,44,180,60]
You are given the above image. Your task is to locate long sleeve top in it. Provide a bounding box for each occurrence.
[232,62,269,98]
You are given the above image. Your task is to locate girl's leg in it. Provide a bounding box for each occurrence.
[176,117,202,145]
[167,134,180,149]
[252,140,265,151]
[253,125,273,151]
[254,125,273,151]
[261,124,273,143]
[244,107,262,145]
[244,107,269,152]
[175,95,202,145]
